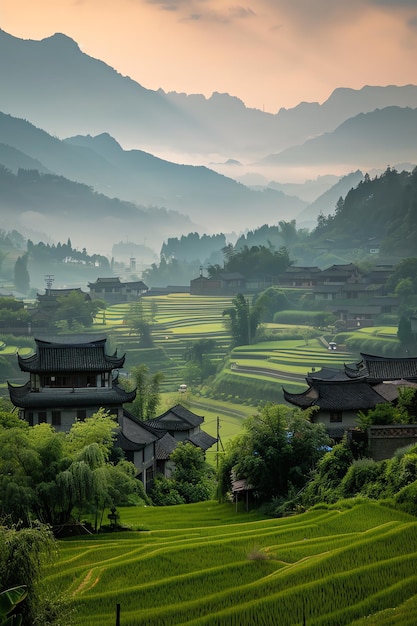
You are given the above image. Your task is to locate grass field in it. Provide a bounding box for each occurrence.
[46,500,417,626]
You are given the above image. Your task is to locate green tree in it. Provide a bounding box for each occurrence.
[184,338,216,383]
[0,524,72,625]
[127,365,164,420]
[0,410,145,528]
[397,315,415,351]
[253,287,289,323]
[149,443,214,505]
[219,404,330,502]
[387,258,417,294]
[125,300,153,348]
[54,292,105,329]
[301,442,354,506]
[13,255,30,295]
[358,387,417,428]
[223,293,261,347]
[171,443,214,503]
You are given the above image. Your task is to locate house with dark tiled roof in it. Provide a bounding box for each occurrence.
[8,335,135,429]
[190,272,247,296]
[8,337,217,491]
[146,404,217,451]
[88,277,148,304]
[285,353,417,445]
[277,266,322,287]
[346,353,417,383]
[116,405,217,488]
[283,379,395,439]
[36,288,91,309]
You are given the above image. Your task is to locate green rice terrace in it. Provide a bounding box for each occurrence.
[0,294,402,425]
[46,500,417,626]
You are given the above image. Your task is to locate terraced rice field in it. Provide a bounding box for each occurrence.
[230,340,357,382]
[98,295,235,391]
[46,501,417,626]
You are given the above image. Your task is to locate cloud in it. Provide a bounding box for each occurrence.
[262,0,417,31]
[145,0,256,23]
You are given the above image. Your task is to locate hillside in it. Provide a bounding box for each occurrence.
[309,166,417,259]
[261,107,417,171]
[47,501,417,626]
[0,112,305,234]
[0,165,196,255]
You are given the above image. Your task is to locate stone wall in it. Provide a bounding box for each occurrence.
[368,424,417,461]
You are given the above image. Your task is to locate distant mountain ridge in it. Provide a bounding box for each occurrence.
[0,112,306,233]
[1,29,417,161]
[260,107,417,169]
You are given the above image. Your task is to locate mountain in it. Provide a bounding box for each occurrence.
[0,112,306,233]
[0,164,196,255]
[1,29,417,161]
[260,107,417,171]
[296,171,365,228]
[308,167,417,260]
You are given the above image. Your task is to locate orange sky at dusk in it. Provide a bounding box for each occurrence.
[1,0,417,112]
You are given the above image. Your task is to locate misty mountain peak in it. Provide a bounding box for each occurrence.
[65,132,123,154]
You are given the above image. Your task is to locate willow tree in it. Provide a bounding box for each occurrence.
[0,410,147,529]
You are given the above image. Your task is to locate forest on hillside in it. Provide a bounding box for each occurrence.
[310,166,417,260]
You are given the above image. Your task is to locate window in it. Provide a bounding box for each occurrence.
[38,411,47,424]
[330,411,343,423]
[77,409,87,422]
[52,411,61,426]
[27,412,34,426]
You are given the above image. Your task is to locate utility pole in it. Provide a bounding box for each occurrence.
[44,274,54,295]
[216,416,224,471]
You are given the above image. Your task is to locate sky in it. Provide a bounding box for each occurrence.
[1,0,417,112]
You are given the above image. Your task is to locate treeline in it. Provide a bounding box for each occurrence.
[27,237,109,268]
[150,167,417,278]
[161,232,226,264]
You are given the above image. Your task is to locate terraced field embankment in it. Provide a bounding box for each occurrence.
[47,500,417,626]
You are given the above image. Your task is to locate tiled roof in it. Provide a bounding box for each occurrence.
[115,429,146,451]
[359,353,417,382]
[187,431,217,451]
[18,336,125,373]
[119,411,160,445]
[147,404,204,430]
[8,381,135,409]
[284,379,388,411]
[89,277,122,285]
[155,433,178,460]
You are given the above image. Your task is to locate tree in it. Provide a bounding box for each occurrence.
[184,338,216,383]
[397,315,415,352]
[254,287,289,322]
[223,293,262,347]
[13,254,30,294]
[149,443,214,505]
[220,244,291,278]
[127,365,164,420]
[387,258,417,294]
[54,292,105,329]
[358,387,417,429]
[0,410,146,529]
[125,300,153,348]
[218,404,330,503]
[0,523,72,625]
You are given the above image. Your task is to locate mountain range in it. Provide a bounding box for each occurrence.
[0,29,417,257]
